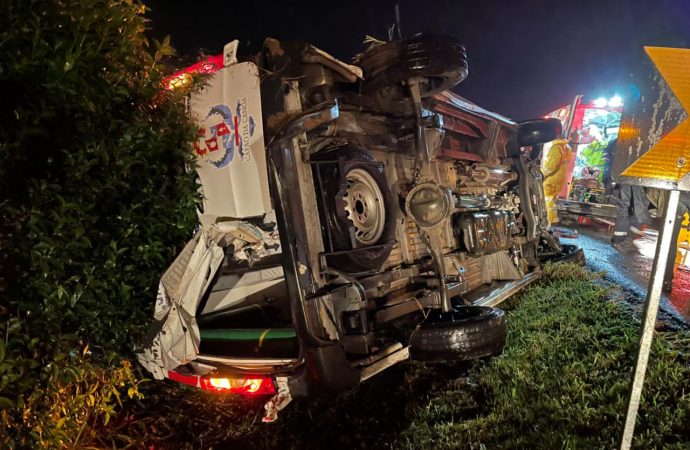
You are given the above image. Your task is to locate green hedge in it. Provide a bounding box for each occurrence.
[0,0,199,446]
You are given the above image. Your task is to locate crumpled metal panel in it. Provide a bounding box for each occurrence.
[137,229,225,380]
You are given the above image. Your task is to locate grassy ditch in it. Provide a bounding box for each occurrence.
[229,263,690,450]
[92,263,690,449]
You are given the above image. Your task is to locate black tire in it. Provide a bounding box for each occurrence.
[313,145,396,272]
[410,306,507,361]
[358,34,468,99]
[546,244,585,265]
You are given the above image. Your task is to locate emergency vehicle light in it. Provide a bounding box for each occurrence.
[609,95,623,108]
[593,97,608,108]
[592,96,623,109]
[162,54,224,90]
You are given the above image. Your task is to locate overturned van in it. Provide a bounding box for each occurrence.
[138,35,582,421]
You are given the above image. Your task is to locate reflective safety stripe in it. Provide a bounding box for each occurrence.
[257,329,271,349]
[613,231,628,236]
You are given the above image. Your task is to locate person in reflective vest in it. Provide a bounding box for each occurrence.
[541,136,574,225]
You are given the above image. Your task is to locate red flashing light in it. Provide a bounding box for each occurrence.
[162,54,224,90]
[167,370,276,395]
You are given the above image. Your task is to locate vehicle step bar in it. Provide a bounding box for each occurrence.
[468,271,541,308]
[352,343,404,368]
[359,344,410,381]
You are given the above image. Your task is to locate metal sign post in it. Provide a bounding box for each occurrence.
[612,46,690,450]
[619,189,680,450]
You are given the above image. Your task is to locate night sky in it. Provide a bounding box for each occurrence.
[146,0,690,120]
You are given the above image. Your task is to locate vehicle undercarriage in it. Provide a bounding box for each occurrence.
[139,34,581,420]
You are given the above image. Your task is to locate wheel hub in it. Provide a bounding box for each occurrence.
[342,168,386,245]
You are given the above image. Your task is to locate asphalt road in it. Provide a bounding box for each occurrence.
[559,226,690,325]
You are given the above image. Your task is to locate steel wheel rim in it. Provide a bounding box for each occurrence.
[342,168,386,245]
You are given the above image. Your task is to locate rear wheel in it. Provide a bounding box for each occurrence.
[410,306,507,361]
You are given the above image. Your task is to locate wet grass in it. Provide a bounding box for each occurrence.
[395,264,690,450]
[116,263,690,449]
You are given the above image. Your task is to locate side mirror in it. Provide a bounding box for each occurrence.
[517,118,563,147]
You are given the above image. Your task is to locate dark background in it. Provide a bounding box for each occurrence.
[146,0,690,120]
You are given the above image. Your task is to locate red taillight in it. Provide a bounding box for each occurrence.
[167,370,276,395]
[208,377,232,389]
[203,377,275,395]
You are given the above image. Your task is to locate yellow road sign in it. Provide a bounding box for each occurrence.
[621,47,690,182]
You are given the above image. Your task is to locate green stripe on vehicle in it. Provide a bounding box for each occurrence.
[200,328,297,341]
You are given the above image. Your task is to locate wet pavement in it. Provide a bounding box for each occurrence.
[558,225,690,324]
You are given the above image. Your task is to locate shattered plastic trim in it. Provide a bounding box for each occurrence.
[262,377,293,423]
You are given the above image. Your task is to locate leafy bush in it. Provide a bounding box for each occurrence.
[2,354,143,448]
[0,0,199,446]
